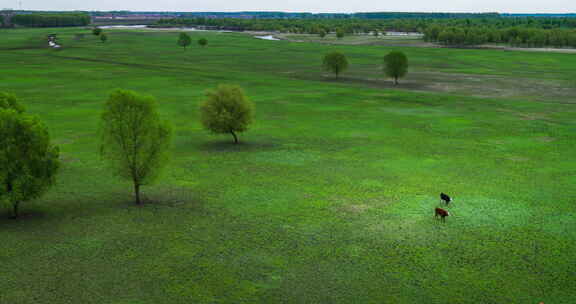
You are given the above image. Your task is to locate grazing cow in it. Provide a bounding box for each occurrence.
[440,192,451,205]
[435,208,450,222]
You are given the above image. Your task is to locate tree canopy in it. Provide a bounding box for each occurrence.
[158,15,576,48]
[322,51,349,79]
[200,85,254,144]
[0,92,25,113]
[178,32,192,50]
[0,97,60,219]
[383,51,408,85]
[99,89,172,205]
[198,38,208,47]
[92,27,102,36]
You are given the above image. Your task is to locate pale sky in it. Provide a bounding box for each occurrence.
[3,0,575,13]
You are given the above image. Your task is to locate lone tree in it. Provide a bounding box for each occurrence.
[178,32,191,50]
[200,85,254,144]
[319,29,327,39]
[0,93,60,219]
[336,29,345,39]
[198,38,208,47]
[100,33,108,43]
[383,51,408,85]
[92,27,102,36]
[322,51,349,79]
[99,89,172,205]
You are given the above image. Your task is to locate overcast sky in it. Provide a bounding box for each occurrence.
[4,0,575,13]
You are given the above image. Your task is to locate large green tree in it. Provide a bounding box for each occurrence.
[322,51,349,79]
[200,85,254,144]
[92,27,102,36]
[383,51,408,85]
[178,32,192,50]
[0,94,60,219]
[0,92,25,113]
[99,89,172,205]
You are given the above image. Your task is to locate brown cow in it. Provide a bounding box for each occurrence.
[434,207,450,222]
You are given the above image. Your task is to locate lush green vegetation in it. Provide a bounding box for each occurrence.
[200,84,255,144]
[158,16,576,48]
[424,25,576,48]
[0,93,60,218]
[322,51,349,79]
[0,27,575,303]
[383,51,409,85]
[177,32,191,50]
[99,89,173,205]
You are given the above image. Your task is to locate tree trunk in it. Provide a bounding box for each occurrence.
[134,183,141,205]
[231,131,239,144]
[12,201,19,219]
[394,76,398,85]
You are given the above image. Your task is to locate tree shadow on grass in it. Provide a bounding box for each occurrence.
[297,73,432,91]
[0,196,125,226]
[0,187,206,226]
[197,139,280,153]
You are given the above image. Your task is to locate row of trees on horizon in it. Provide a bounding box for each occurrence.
[157,17,576,48]
[4,12,576,48]
[423,25,576,48]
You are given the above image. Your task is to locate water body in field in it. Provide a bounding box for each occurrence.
[255,35,280,41]
[99,25,148,29]
[385,32,423,36]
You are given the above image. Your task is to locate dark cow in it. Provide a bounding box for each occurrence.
[434,207,450,222]
[440,193,451,205]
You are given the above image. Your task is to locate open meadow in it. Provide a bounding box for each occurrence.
[1,27,575,303]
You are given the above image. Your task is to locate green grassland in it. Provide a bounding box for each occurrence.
[1,27,575,303]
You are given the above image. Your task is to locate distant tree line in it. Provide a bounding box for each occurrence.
[424,25,576,48]
[157,17,430,34]
[11,13,90,27]
[157,16,576,34]
[157,16,576,48]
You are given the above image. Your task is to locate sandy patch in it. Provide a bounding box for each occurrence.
[508,156,530,162]
[516,113,549,121]
[536,136,556,143]
[339,204,372,214]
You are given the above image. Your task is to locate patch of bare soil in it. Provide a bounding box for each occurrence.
[516,112,550,121]
[508,156,530,162]
[395,71,576,102]
[59,153,78,163]
[339,204,372,214]
[536,136,556,143]
[143,185,199,208]
[503,47,576,54]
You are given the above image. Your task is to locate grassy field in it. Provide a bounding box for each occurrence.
[1,27,575,304]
